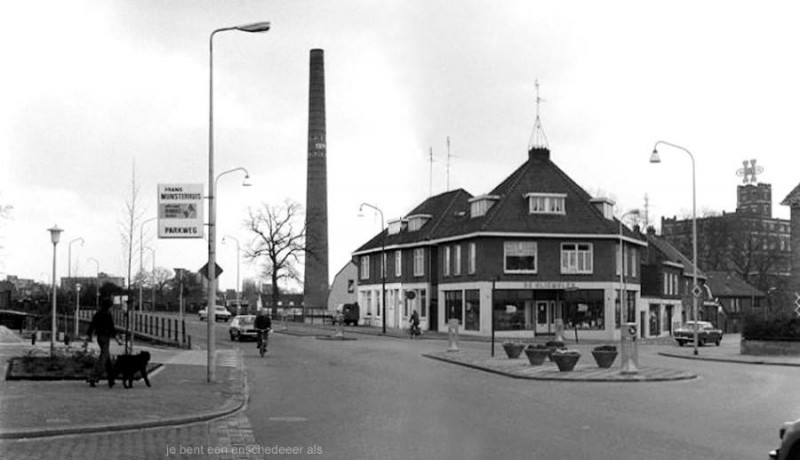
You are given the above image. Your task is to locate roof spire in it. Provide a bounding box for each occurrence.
[527,79,549,152]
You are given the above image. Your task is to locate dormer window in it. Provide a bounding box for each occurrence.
[590,197,615,220]
[525,193,566,215]
[387,218,407,235]
[469,195,500,218]
[407,214,432,231]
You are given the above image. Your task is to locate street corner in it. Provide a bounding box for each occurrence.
[423,350,697,382]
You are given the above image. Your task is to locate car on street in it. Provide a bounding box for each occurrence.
[770,417,800,460]
[198,305,232,322]
[674,320,722,346]
[229,315,258,341]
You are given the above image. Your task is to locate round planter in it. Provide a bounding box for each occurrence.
[524,348,550,366]
[551,353,581,372]
[591,350,618,369]
[502,343,525,359]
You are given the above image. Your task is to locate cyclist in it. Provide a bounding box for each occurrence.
[254,309,272,352]
[409,309,421,339]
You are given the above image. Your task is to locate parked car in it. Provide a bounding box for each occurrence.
[674,320,722,347]
[331,303,360,326]
[198,305,232,322]
[770,417,800,460]
[229,315,257,341]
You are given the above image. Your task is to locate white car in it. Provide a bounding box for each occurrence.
[198,305,232,322]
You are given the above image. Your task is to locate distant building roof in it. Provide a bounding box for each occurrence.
[705,271,765,298]
[644,228,706,280]
[781,182,800,207]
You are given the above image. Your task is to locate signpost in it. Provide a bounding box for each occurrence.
[157,184,204,239]
[795,293,800,317]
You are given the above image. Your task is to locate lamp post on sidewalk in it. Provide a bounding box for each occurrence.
[67,237,84,339]
[358,203,386,334]
[47,225,63,357]
[222,235,242,315]
[207,22,270,383]
[618,209,640,327]
[88,257,100,309]
[650,140,700,356]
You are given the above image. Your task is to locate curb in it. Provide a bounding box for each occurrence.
[657,351,800,367]
[0,351,248,440]
[423,353,698,383]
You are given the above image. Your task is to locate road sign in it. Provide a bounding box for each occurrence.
[199,262,224,280]
[158,184,204,238]
[692,285,703,298]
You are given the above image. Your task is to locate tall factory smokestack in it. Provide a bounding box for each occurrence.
[303,49,329,310]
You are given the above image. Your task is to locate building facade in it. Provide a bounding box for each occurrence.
[354,147,648,341]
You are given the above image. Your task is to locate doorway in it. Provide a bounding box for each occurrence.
[535,300,556,335]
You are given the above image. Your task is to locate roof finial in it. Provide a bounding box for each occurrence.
[528,79,549,151]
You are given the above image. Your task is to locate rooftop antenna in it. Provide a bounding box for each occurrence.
[429,146,434,197]
[446,137,458,191]
[527,79,549,150]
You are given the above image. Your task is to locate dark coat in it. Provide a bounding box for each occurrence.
[88,309,117,338]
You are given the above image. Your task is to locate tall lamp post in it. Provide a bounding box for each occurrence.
[208,22,269,383]
[134,216,157,353]
[47,225,63,357]
[67,237,84,338]
[618,209,640,328]
[359,203,386,334]
[650,140,700,356]
[88,257,100,310]
[223,235,242,315]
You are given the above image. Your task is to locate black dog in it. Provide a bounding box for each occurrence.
[111,351,151,389]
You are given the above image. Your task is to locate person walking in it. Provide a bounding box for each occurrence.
[409,310,420,339]
[86,297,122,387]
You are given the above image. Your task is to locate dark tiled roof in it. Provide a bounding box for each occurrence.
[355,148,645,252]
[705,271,765,298]
[645,233,706,279]
[781,183,800,206]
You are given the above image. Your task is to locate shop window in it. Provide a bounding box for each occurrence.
[504,241,537,273]
[563,289,605,331]
[465,290,480,331]
[444,290,463,324]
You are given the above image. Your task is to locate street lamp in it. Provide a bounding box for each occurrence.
[88,257,100,309]
[208,22,269,383]
[47,225,63,356]
[359,203,386,334]
[222,235,242,315]
[618,209,640,328]
[68,237,84,338]
[651,140,700,356]
[134,216,157,353]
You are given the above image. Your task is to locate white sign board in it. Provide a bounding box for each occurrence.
[158,183,204,238]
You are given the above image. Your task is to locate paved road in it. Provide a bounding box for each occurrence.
[239,330,798,460]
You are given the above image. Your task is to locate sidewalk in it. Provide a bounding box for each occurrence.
[657,338,800,367]
[0,327,244,440]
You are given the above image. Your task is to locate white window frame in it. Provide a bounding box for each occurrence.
[561,242,593,274]
[413,248,425,277]
[468,242,476,274]
[381,253,387,278]
[395,250,402,277]
[504,241,538,274]
[525,193,567,215]
[360,255,370,280]
[454,245,462,275]
[444,246,451,276]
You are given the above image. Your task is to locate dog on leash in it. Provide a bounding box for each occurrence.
[112,351,152,389]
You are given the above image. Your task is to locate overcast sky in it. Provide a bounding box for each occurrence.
[2,1,799,291]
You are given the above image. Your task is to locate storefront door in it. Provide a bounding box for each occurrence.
[535,300,555,335]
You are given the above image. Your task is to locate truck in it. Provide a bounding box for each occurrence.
[332,303,360,326]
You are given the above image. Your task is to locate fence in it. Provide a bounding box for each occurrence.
[80,310,191,349]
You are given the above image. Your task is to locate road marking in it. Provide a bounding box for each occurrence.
[268,416,308,422]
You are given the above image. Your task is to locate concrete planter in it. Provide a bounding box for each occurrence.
[524,347,551,366]
[591,350,618,368]
[741,339,800,356]
[502,343,525,359]
[551,352,581,372]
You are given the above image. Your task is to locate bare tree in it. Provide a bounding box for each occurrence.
[244,200,306,317]
[118,159,145,291]
[150,266,174,300]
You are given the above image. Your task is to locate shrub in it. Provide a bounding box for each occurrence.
[545,340,565,349]
[593,345,617,352]
[743,315,800,341]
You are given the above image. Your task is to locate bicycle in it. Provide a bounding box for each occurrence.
[256,328,270,357]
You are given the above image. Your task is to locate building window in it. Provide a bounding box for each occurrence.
[420,289,427,318]
[561,243,593,274]
[413,248,425,276]
[365,290,372,315]
[469,196,500,218]
[563,289,605,331]
[525,193,566,215]
[445,290,463,324]
[444,246,451,276]
[394,250,402,277]
[468,242,476,274]
[454,245,462,275]
[381,253,387,279]
[465,290,480,331]
[504,241,537,273]
[407,215,431,231]
[360,255,370,280]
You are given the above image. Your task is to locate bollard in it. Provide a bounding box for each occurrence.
[554,318,565,343]
[447,319,460,352]
[334,314,345,338]
[620,323,639,375]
